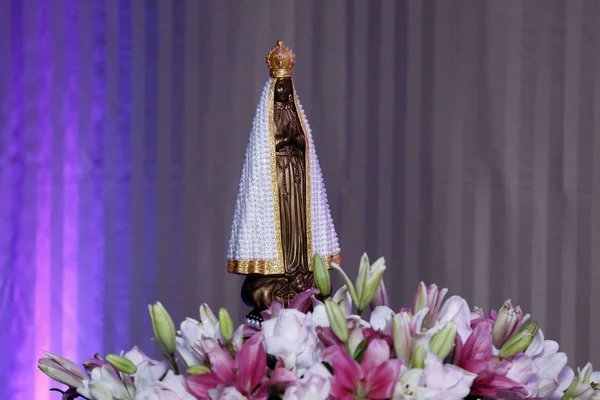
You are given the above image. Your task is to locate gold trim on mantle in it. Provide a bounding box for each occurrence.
[228,253,341,275]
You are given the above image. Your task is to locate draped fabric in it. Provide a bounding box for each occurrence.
[1,1,600,398]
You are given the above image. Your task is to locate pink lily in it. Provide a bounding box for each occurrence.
[412,282,448,330]
[321,338,402,399]
[316,326,344,348]
[261,302,285,322]
[290,287,320,313]
[454,320,528,398]
[260,288,320,323]
[185,333,296,399]
[82,355,115,377]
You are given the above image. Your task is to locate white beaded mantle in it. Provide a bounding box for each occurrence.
[227,78,340,274]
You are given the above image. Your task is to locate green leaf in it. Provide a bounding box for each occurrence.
[353,338,369,363]
[267,387,282,400]
[322,361,334,375]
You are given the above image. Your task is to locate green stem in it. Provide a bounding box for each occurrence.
[165,353,180,375]
[344,342,352,355]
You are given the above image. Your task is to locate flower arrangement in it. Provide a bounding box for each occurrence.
[39,254,600,399]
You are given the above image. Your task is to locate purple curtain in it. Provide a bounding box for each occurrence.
[1,0,600,398]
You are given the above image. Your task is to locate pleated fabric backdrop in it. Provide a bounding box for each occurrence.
[1,0,600,398]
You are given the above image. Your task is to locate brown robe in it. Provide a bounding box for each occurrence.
[274,101,308,275]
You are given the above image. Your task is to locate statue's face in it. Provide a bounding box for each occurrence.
[274,78,293,102]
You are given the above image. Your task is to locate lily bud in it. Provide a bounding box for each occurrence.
[429,322,457,360]
[333,254,386,314]
[199,303,218,326]
[562,378,579,399]
[186,365,211,375]
[313,254,331,297]
[411,344,427,369]
[492,300,525,348]
[582,364,594,384]
[325,299,349,343]
[218,308,234,344]
[413,282,429,313]
[356,256,386,313]
[498,322,539,358]
[370,278,390,309]
[413,283,448,329]
[38,363,84,389]
[104,354,137,374]
[38,352,87,389]
[392,313,413,363]
[148,302,177,355]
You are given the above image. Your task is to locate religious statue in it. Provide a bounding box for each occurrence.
[227,40,341,319]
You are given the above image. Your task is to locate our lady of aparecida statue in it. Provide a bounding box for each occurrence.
[227,40,341,322]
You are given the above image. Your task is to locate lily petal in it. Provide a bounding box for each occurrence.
[43,352,88,380]
[203,338,235,382]
[331,262,359,308]
[322,346,362,392]
[88,380,115,400]
[290,287,320,313]
[256,366,298,398]
[370,278,390,309]
[199,303,218,326]
[461,320,493,362]
[366,359,402,399]
[471,371,527,397]
[231,324,245,352]
[236,333,267,394]
[185,373,222,399]
[360,339,390,372]
[316,326,344,348]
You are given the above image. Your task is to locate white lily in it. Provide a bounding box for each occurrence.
[176,303,221,367]
[512,329,575,398]
[562,362,600,399]
[77,365,132,400]
[436,296,472,344]
[134,367,195,400]
[121,346,168,380]
[392,365,437,399]
[393,312,413,364]
[283,363,331,400]
[392,356,475,400]
[262,308,320,373]
[369,305,395,335]
[78,380,115,400]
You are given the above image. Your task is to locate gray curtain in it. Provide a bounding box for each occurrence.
[2,1,600,397]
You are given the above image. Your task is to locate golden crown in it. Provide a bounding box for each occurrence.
[266,40,296,78]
